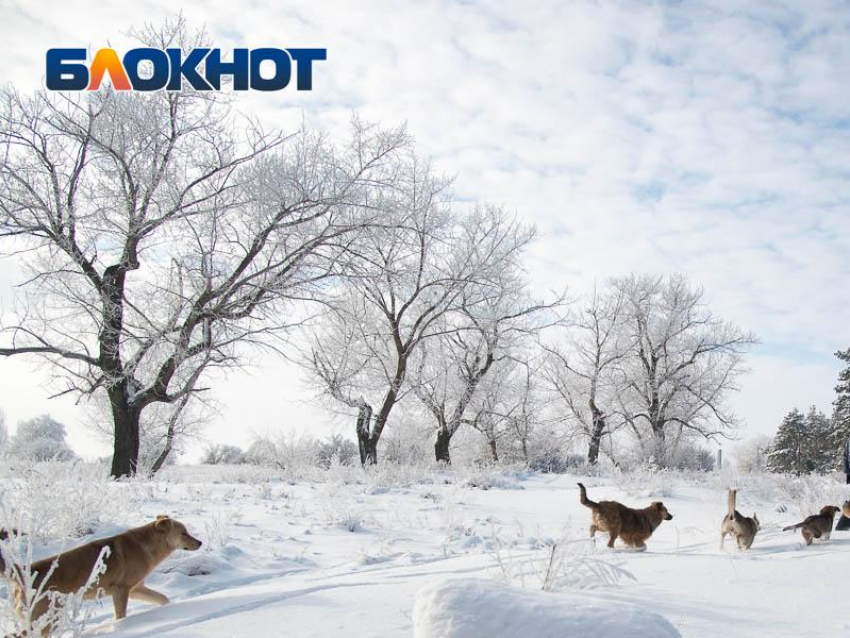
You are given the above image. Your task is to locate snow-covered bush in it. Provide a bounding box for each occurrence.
[779,474,848,519]
[316,435,358,468]
[0,460,121,541]
[492,533,633,592]
[733,435,772,473]
[242,434,320,473]
[0,527,109,638]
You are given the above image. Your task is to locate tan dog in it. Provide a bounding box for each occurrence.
[783,506,840,545]
[578,483,673,550]
[1,515,201,632]
[719,488,759,551]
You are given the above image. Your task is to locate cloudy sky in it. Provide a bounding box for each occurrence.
[0,0,848,459]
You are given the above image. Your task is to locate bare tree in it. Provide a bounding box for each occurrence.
[307,151,525,464]
[466,356,550,463]
[543,284,630,464]
[466,366,512,462]
[500,357,550,462]
[0,20,406,476]
[611,274,756,466]
[413,240,563,464]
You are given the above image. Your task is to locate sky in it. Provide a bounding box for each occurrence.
[0,0,848,460]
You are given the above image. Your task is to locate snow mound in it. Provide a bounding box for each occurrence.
[412,578,680,638]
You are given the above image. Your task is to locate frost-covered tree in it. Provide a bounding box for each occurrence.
[202,443,244,465]
[733,434,772,473]
[466,356,552,463]
[544,284,630,465]
[7,414,75,461]
[412,222,561,464]
[308,158,532,465]
[0,20,406,477]
[611,275,756,466]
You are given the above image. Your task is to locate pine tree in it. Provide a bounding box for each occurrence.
[802,406,833,473]
[832,348,850,471]
[766,408,808,475]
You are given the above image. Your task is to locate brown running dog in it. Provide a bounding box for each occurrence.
[0,515,202,633]
[783,506,840,545]
[719,488,760,551]
[578,483,673,550]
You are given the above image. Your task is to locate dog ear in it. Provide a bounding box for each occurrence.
[155,516,173,531]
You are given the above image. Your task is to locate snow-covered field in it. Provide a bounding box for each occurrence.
[3,463,850,637]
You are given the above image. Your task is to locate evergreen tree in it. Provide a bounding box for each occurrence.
[832,348,850,469]
[803,406,833,473]
[766,408,807,475]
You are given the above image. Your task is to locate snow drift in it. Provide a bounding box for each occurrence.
[412,578,681,638]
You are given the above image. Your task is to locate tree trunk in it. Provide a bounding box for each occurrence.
[587,430,602,466]
[149,440,172,477]
[149,393,192,476]
[363,436,378,465]
[364,352,408,466]
[587,398,606,465]
[434,428,452,464]
[109,387,140,478]
[489,439,499,462]
[650,427,666,467]
[356,403,373,466]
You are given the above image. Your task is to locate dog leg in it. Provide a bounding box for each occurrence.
[720,532,726,551]
[130,584,170,606]
[607,531,618,549]
[112,587,130,620]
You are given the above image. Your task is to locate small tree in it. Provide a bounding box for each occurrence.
[466,356,551,464]
[733,435,772,473]
[766,409,808,475]
[202,443,244,465]
[7,414,75,461]
[832,348,850,467]
[802,406,833,473]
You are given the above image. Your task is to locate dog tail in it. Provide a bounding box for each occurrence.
[783,521,805,532]
[577,483,597,508]
[727,489,737,519]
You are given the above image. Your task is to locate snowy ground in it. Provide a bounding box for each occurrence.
[3,464,850,637]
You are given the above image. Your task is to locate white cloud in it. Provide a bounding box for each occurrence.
[0,0,848,456]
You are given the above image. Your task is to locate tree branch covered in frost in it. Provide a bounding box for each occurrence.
[0,20,409,477]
